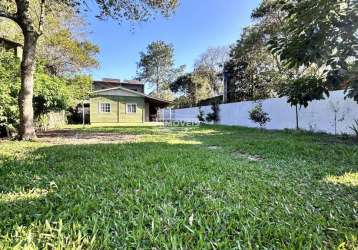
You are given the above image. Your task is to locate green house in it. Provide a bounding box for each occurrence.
[90,79,170,123]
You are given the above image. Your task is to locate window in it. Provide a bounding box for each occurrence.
[99,103,111,113]
[126,103,137,113]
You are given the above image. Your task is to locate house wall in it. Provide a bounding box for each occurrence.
[90,96,145,123]
[118,96,145,123]
[161,90,358,135]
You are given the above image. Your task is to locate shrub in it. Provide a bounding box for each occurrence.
[206,102,220,123]
[0,48,21,137]
[349,119,358,140]
[249,103,271,127]
[197,107,205,123]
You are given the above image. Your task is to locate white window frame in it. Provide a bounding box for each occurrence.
[126,103,137,113]
[99,103,111,113]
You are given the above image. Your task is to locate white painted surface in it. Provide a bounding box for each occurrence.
[161,90,358,135]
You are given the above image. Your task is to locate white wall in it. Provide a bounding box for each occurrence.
[162,90,358,135]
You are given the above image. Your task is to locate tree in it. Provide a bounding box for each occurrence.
[194,46,230,96]
[38,5,100,75]
[0,0,179,140]
[33,64,70,117]
[268,0,358,102]
[66,74,92,126]
[248,0,336,127]
[170,72,211,107]
[0,48,80,136]
[137,40,184,99]
[225,26,285,102]
[224,0,295,103]
[0,2,100,76]
[278,76,329,129]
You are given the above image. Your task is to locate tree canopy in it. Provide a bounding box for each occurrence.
[0,0,180,139]
[224,0,357,108]
[194,46,230,96]
[0,48,84,134]
[268,0,358,102]
[170,72,211,107]
[137,40,184,99]
[0,1,99,75]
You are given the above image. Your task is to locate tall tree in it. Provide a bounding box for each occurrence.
[224,0,293,103]
[225,25,285,102]
[194,46,230,96]
[137,40,184,99]
[268,0,358,101]
[0,0,179,140]
[170,72,210,106]
[0,48,82,135]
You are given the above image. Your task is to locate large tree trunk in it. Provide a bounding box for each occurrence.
[18,31,38,140]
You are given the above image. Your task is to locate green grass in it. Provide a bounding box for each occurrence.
[0,125,357,249]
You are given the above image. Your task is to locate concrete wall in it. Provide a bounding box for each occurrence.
[163,90,358,135]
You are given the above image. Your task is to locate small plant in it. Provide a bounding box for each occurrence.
[205,102,220,124]
[249,103,271,128]
[197,107,205,124]
[35,114,50,132]
[349,119,358,140]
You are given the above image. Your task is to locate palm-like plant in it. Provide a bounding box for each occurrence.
[349,119,358,140]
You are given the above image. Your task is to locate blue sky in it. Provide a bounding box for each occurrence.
[85,0,261,81]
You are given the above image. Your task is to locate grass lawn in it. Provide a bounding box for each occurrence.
[0,125,357,249]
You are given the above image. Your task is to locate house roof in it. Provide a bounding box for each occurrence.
[0,37,22,47]
[95,79,143,85]
[93,86,171,107]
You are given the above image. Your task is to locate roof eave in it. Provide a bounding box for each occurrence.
[92,86,171,105]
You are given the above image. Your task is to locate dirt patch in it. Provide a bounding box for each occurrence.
[36,130,139,145]
[232,151,263,162]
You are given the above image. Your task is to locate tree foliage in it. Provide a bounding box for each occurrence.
[66,74,92,106]
[194,46,229,96]
[0,0,179,139]
[225,26,285,102]
[278,76,329,108]
[137,40,184,99]
[224,0,357,109]
[224,0,292,103]
[0,48,90,136]
[33,64,70,117]
[170,72,211,107]
[0,1,100,75]
[268,0,358,102]
[0,48,20,130]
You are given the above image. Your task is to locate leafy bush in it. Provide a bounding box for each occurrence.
[0,49,93,136]
[197,107,205,123]
[205,102,220,123]
[34,65,70,117]
[349,119,358,140]
[278,76,329,108]
[0,49,21,136]
[35,114,50,132]
[249,103,271,127]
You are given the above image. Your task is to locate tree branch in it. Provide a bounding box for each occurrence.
[0,8,18,23]
[38,0,46,35]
